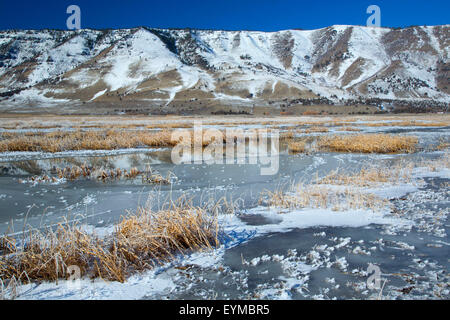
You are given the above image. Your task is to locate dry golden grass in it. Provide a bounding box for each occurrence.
[288,140,307,153]
[317,168,389,186]
[281,125,330,133]
[357,120,449,127]
[301,126,329,133]
[302,110,321,116]
[419,153,450,171]
[0,203,219,284]
[19,175,61,185]
[0,130,177,153]
[73,123,193,130]
[0,236,16,255]
[261,184,388,212]
[318,134,418,154]
[436,139,450,151]
[1,114,448,130]
[141,168,175,184]
[20,164,175,185]
[327,120,357,127]
[280,130,295,140]
[0,127,286,155]
[1,115,446,156]
[316,164,413,187]
[56,164,94,180]
[338,126,361,132]
[260,153,450,214]
[0,128,245,153]
[146,123,193,129]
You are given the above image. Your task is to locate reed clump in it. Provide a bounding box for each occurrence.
[261,184,388,212]
[316,164,413,187]
[288,140,307,154]
[20,164,176,185]
[0,130,177,153]
[0,204,219,284]
[436,139,450,151]
[0,128,234,153]
[418,153,450,171]
[338,126,361,132]
[300,126,329,134]
[317,134,418,154]
[357,120,449,128]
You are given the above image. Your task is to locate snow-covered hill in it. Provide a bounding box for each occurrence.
[0,25,448,112]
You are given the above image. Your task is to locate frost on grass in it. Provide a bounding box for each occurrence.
[19,164,176,185]
[317,134,418,154]
[261,184,389,212]
[285,134,418,155]
[0,130,177,153]
[260,154,448,215]
[0,202,219,285]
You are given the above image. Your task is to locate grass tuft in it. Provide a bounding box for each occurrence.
[316,165,413,187]
[0,202,219,284]
[318,134,418,154]
[288,140,307,154]
[20,165,176,185]
[261,184,388,212]
[0,130,177,153]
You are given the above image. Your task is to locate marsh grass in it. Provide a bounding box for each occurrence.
[435,139,450,151]
[0,124,423,155]
[286,134,417,154]
[0,128,263,152]
[288,140,307,154]
[0,201,219,284]
[0,130,177,153]
[259,162,418,213]
[280,131,295,140]
[300,126,329,133]
[0,236,16,255]
[316,164,413,187]
[338,126,361,132]
[20,164,176,185]
[419,153,450,171]
[260,154,449,214]
[1,114,448,132]
[317,134,418,153]
[261,184,389,212]
[356,120,449,127]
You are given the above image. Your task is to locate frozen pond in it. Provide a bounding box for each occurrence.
[0,125,448,300]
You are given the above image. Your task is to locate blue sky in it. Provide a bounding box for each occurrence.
[0,0,448,31]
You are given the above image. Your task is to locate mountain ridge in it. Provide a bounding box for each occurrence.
[0,24,448,113]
